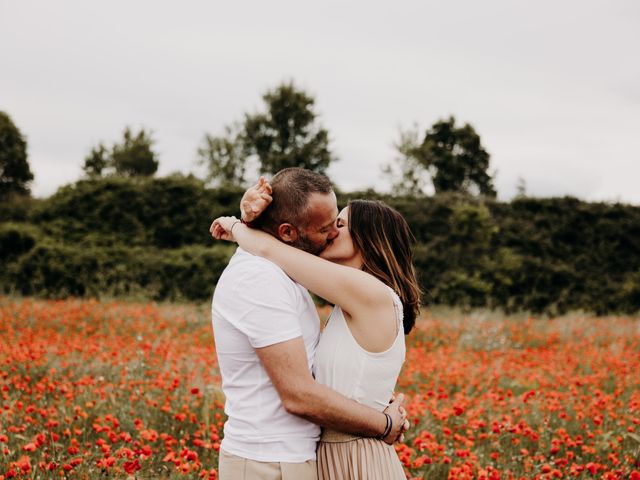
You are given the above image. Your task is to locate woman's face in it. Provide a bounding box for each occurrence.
[319,206,362,267]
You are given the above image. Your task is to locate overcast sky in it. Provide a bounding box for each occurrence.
[2,0,639,203]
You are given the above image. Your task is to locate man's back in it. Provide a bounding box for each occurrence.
[212,247,321,462]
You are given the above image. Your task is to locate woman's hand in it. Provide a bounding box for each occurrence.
[209,216,240,242]
[240,176,273,224]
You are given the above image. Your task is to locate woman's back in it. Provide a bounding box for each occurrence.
[314,288,406,411]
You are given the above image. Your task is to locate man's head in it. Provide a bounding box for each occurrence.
[254,168,339,255]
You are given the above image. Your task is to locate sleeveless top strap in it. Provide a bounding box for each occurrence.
[387,287,404,334]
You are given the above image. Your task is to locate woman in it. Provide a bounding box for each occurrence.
[211,195,421,479]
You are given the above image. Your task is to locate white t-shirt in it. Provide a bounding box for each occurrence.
[211,247,321,462]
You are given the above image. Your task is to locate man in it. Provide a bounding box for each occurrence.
[211,168,406,479]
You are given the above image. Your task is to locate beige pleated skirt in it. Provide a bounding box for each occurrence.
[317,429,406,479]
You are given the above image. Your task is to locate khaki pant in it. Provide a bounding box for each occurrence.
[219,449,318,480]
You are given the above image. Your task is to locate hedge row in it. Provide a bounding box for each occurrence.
[0,223,234,301]
[1,176,639,314]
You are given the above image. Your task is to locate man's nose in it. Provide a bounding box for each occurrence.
[327,226,339,241]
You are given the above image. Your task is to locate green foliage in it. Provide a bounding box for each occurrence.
[1,176,639,314]
[200,82,335,185]
[388,117,496,197]
[383,128,432,196]
[491,197,640,314]
[197,124,249,187]
[0,222,38,262]
[32,175,242,248]
[339,191,640,314]
[82,127,159,178]
[619,269,640,312]
[1,241,234,301]
[0,111,33,198]
[0,193,39,222]
[82,143,109,177]
[387,194,505,309]
[244,82,334,175]
[111,127,158,177]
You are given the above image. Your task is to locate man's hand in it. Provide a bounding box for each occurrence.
[397,411,410,443]
[240,176,273,224]
[209,216,239,242]
[388,392,411,443]
[382,393,409,445]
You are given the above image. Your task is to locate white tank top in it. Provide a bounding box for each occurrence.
[314,287,406,411]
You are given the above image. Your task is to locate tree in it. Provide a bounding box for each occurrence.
[82,127,159,178]
[515,176,527,198]
[82,143,109,177]
[0,111,33,197]
[111,127,158,177]
[244,82,334,175]
[197,123,249,187]
[387,117,496,197]
[199,82,335,185]
[382,127,432,196]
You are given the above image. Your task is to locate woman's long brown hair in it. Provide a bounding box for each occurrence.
[348,200,422,334]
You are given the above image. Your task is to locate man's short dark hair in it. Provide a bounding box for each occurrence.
[255,168,333,236]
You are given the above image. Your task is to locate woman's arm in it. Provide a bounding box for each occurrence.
[211,217,390,317]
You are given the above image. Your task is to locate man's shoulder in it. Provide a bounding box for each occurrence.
[213,248,306,321]
[220,248,296,289]
[229,248,289,274]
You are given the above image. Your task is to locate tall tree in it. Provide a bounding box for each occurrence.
[388,117,496,197]
[197,124,249,187]
[383,127,432,196]
[515,176,527,198]
[111,127,158,177]
[82,143,109,178]
[0,111,33,197]
[243,82,334,175]
[83,127,159,178]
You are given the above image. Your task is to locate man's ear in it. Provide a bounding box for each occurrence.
[277,223,299,244]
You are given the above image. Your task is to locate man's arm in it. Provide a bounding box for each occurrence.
[256,336,406,443]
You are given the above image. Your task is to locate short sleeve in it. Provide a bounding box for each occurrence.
[225,263,302,348]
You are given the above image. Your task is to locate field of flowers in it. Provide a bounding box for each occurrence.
[1,297,639,479]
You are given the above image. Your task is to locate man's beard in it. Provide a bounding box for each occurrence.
[291,235,328,256]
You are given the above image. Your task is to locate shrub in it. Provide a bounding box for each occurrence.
[0,222,39,262]
[4,242,235,301]
[1,176,639,313]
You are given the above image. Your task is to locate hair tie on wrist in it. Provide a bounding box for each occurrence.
[379,413,393,439]
[230,220,242,235]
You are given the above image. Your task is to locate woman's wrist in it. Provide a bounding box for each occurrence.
[230,219,243,235]
[379,412,393,440]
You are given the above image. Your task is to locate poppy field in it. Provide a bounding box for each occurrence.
[1,297,639,479]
